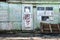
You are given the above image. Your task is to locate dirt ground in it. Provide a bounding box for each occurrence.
[0,37,59,40]
[0,33,60,40]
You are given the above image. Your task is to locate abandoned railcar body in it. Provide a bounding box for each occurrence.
[0,0,60,33]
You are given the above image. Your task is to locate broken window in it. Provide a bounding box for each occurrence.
[41,16,49,21]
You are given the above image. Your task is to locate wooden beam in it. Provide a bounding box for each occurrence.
[49,24,52,33]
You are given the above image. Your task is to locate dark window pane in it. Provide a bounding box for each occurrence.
[42,16,49,21]
[33,6,36,8]
[46,7,53,10]
[37,7,44,10]
[24,6,30,12]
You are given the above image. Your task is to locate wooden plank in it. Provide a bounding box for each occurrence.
[40,22,44,33]
[40,22,51,33]
[49,24,52,33]
[58,24,60,31]
[40,22,60,33]
[43,28,50,30]
[51,24,60,33]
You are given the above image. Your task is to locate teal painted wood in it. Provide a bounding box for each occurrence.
[0,2,22,30]
[0,2,9,30]
[8,4,22,30]
[0,2,60,30]
[12,22,22,30]
[9,4,21,21]
[0,2,8,21]
[0,22,9,30]
[36,4,59,29]
[58,5,60,23]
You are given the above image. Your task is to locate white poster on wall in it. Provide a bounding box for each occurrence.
[23,7,32,27]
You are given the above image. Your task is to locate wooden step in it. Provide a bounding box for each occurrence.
[51,24,58,28]
[40,22,60,33]
[52,30,60,33]
[43,28,50,30]
[42,30,50,33]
